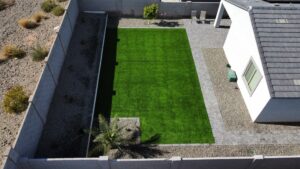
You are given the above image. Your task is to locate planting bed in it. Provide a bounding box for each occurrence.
[35,12,107,158]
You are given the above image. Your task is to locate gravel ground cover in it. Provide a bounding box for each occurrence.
[202,48,300,132]
[154,144,300,158]
[0,0,67,165]
[106,28,214,144]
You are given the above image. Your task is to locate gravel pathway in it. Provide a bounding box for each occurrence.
[183,19,229,145]
[0,0,67,166]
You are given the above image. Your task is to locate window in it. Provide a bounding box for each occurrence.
[243,58,262,95]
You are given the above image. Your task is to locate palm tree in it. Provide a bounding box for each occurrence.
[86,114,163,158]
[87,115,135,156]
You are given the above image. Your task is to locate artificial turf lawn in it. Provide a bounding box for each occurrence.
[111,28,214,144]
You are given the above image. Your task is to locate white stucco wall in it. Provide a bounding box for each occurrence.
[222,0,271,121]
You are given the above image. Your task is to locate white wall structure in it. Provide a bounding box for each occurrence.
[221,0,271,122]
[16,155,300,169]
[79,0,220,18]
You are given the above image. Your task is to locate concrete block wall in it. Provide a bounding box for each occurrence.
[255,156,300,169]
[17,155,300,169]
[18,158,102,169]
[79,0,160,16]
[78,0,219,18]
[111,159,171,169]
[160,2,219,18]
[180,157,253,169]
[1,1,79,169]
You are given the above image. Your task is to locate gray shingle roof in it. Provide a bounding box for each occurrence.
[249,6,300,98]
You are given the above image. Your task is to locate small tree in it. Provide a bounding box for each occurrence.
[86,115,162,158]
[143,3,159,24]
[86,115,135,156]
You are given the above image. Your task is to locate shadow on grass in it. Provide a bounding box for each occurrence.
[91,18,166,158]
[153,20,180,27]
[119,134,167,158]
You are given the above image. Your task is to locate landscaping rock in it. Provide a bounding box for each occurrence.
[0,0,67,165]
[117,118,140,144]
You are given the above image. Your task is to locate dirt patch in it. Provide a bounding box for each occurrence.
[35,13,107,158]
[0,0,67,166]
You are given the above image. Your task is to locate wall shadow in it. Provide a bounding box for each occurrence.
[94,17,120,122]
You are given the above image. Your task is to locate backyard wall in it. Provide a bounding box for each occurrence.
[78,0,219,18]
[17,155,300,169]
[1,0,79,169]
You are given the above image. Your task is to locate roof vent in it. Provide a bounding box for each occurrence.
[275,18,289,24]
[294,80,300,85]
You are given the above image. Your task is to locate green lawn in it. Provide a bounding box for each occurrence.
[111,28,214,144]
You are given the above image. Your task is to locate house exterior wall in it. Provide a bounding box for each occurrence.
[256,98,300,122]
[222,0,271,121]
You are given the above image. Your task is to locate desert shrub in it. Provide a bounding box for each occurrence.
[51,5,64,16]
[143,3,159,19]
[2,85,29,114]
[0,0,6,10]
[0,0,14,11]
[41,0,57,13]
[31,11,49,23]
[86,115,133,156]
[31,44,48,61]
[18,18,39,29]
[0,45,25,61]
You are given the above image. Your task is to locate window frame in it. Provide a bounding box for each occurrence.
[242,57,263,96]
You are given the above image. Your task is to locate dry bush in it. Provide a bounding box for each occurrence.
[0,0,6,10]
[0,45,26,61]
[31,11,49,23]
[2,85,29,114]
[0,0,14,11]
[18,18,39,29]
[51,5,64,16]
[31,44,49,61]
[41,0,57,13]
